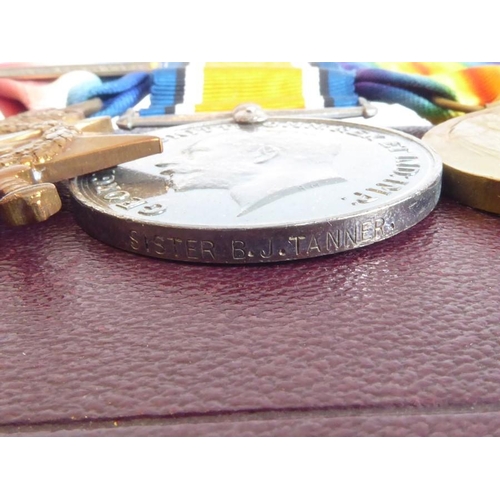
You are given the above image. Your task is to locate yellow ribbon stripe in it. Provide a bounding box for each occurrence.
[195,63,306,112]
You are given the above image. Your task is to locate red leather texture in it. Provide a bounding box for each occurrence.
[1,127,500,436]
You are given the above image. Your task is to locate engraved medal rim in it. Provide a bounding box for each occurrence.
[71,178,441,264]
[70,117,442,263]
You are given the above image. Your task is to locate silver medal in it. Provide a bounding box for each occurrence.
[70,117,441,264]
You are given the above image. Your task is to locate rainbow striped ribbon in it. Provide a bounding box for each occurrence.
[347,62,500,107]
[335,62,500,123]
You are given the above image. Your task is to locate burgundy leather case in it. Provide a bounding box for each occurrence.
[1,127,500,436]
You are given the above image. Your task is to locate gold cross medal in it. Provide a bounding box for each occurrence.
[0,100,162,226]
